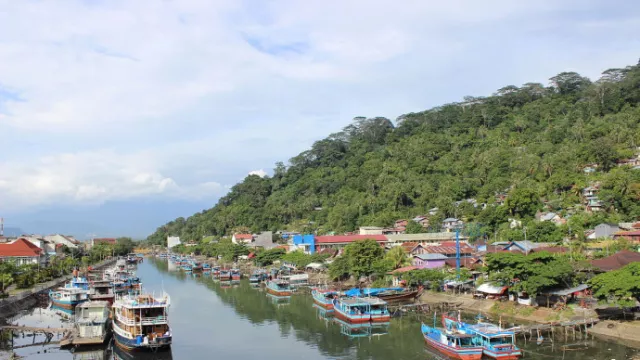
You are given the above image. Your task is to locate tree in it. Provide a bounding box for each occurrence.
[328,255,351,280]
[342,240,385,278]
[549,72,591,95]
[402,269,446,288]
[0,273,13,294]
[254,248,285,266]
[385,246,411,269]
[404,220,424,234]
[504,187,540,218]
[590,263,640,307]
[114,237,136,256]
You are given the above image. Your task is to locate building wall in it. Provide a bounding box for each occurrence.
[412,258,445,269]
[595,224,620,239]
[359,227,384,235]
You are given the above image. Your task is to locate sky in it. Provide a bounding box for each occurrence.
[0,0,639,239]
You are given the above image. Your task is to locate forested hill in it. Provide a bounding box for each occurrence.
[147,60,640,245]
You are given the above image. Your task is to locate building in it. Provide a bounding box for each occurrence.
[167,236,181,249]
[413,253,447,269]
[421,243,474,258]
[583,183,604,212]
[613,230,640,243]
[444,257,484,269]
[247,231,277,250]
[593,223,620,239]
[359,227,385,235]
[314,235,387,251]
[386,232,463,246]
[290,234,315,254]
[44,234,80,249]
[591,250,640,272]
[538,212,566,225]
[231,233,254,244]
[21,236,56,256]
[92,238,117,247]
[0,238,46,266]
[411,216,430,228]
[442,218,463,232]
[502,241,554,254]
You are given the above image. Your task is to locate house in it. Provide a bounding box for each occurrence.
[413,254,448,269]
[593,223,620,239]
[44,234,80,249]
[583,183,604,212]
[0,238,46,266]
[314,235,387,251]
[382,227,405,235]
[92,238,117,247]
[394,219,408,229]
[502,241,554,254]
[444,257,484,269]
[411,215,430,228]
[613,230,640,243]
[591,250,640,272]
[428,208,439,216]
[359,226,385,235]
[386,232,463,245]
[290,234,315,254]
[248,231,277,250]
[582,164,598,174]
[231,233,254,244]
[421,243,474,258]
[21,236,56,256]
[388,265,418,286]
[442,218,462,232]
[538,212,566,225]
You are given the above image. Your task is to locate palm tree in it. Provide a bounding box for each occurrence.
[385,246,411,270]
[0,273,13,294]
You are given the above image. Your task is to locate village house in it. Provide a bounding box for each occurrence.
[314,235,387,251]
[231,233,254,244]
[444,257,484,269]
[0,238,47,266]
[421,243,474,258]
[385,232,465,246]
[593,223,620,239]
[21,236,56,256]
[411,215,430,228]
[442,218,463,232]
[428,208,439,216]
[582,163,598,174]
[502,241,557,254]
[394,219,408,230]
[613,230,640,243]
[359,226,385,235]
[44,234,80,249]
[290,234,315,254]
[537,212,566,225]
[412,253,448,269]
[582,183,604,212]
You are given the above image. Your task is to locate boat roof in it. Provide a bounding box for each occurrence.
[466,322,515,337]
[340,297,387,306]
[77,300,110,308]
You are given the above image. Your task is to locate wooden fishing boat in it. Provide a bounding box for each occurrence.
[311,288,337,310]
[61,301,111,348]
[421,323,483,360]
[231,268,241,282]
[332,297,390,324]
[89,280,115,304]
[219,270,231,281]
[49,287,89,310]
[112,292,172,351]
[376,287,423,302]
[443,313,522,359]
[265,280,293,297]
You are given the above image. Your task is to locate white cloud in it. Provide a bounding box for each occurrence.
[0,0,638,224]
[248,169,268,178]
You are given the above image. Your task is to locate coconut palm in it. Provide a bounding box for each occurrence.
[385,246,411,270]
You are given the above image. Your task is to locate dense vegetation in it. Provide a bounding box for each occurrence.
[148,60,640,244]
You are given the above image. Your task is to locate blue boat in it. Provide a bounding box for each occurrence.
[311,288,338,310]
[249,270,268,284]
[421,322,483,360]
[443,313,522,359]
[112,292,172,351]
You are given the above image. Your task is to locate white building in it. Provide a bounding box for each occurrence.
[44,234,80,249]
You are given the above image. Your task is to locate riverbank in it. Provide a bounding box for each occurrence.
[419,291,640,346]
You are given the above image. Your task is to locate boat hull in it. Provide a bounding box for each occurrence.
[114,331,172,351]
[482,347,522,360]
[371,314,391,323]
[423,335,483,360]
[50,298,86,310]
[312,297,334,310]
[266,287,292,297]
[333,307,371,324]
[377,289,422,303]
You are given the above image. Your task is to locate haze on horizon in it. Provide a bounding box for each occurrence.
[0,0,638,239]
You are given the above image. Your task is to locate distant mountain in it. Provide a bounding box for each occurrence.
[2,227,25,237]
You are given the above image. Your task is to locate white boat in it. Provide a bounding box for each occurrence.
[74,301,111,345]
[112,292,172,351]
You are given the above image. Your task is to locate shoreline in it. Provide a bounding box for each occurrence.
[419,291,640,346]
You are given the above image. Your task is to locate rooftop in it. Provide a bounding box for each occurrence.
[591,250,640,271]
[0,238,43,257]
[315,235,387,244]
[414,253,449,261]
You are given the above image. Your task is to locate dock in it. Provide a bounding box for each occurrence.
[59,332,107,347]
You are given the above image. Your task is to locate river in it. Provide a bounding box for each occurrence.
[4,258,640,360]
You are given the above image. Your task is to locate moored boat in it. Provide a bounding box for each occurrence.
[112,292,172,351]
[89,280,115,304]
[265,279,293,297]
[249,270,267,284]
[65,301,111,347]
[421,323,483,360]
[311,288,337,310]
[332,297,390,324]
[443,313,522,359]
[231,268,241,282]
[219,270,231,281]
[50,287,89,310]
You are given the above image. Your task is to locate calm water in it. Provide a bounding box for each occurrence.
[4,259,640,360]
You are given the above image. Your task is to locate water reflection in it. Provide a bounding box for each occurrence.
[112,345,173,360]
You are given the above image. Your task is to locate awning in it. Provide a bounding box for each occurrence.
[476,283,508,295]
[541,284,589,296]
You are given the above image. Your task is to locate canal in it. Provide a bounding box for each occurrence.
[5,258,640,359]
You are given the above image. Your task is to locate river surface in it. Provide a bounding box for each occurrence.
[4,258,640,360]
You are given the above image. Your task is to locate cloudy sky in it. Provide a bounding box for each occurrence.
[0,0,638,239]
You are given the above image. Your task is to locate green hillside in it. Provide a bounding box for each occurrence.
[147,60,640,245]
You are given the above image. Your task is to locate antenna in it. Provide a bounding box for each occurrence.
[0,217,3,236]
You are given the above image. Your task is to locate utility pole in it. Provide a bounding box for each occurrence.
[455,226,461,280]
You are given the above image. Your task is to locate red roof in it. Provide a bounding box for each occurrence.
[615,230,640,236]
[0,239,43,257]
[533,246,568,254]
[423,245,474,255]
[591,250,640,271]
[314,235,388,244]
[445,257,483,269]
[234,234,253,240]
[391,265,418,274]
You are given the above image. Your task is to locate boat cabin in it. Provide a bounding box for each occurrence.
[76,301,110,339]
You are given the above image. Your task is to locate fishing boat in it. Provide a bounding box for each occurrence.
[421,323,483,360]
[212,267,221,278]
[311,288,338,310]
[61,301,111,347]
[231,268,241,282]
[332,297,390,323]
[280,273,309,287]
[50,287,90,310]
[265,279,293,297]
[126,254,138,264]
[249,270,267,284]
[181,263,192,272]
[443,313,522,359]
[191,261,203,272]
[202,263,211,271]
[89,279,115,304]
[219,270,231,281]
[112,292,172,351]
[335,317,389,339]
[344,287,422,303]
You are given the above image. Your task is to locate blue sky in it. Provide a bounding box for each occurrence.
[0,0,639,239]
